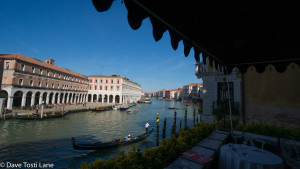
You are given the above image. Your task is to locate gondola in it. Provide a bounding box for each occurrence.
[14,111,69,120]
[167,107,184,110]
[72,128,154,150]
[89,107,112,111]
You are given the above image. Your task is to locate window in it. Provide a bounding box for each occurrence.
[57,84,60,89]
[89,86,91,90]
[30,80,33,86]
[94,85,97,90]
[18,79,23,85]
[72,77,74,81]
[39,69,43,75]
[38,81,41,87]
[53,72,56,77]
[46,82,48,88]
[105,86,108,90]
[111,80,113,83]
[47,71,50,76]
[5,62,10,69]
[71,86,73,89]
[59,74,61,78]
[95,80,97,83]
[31,66,35,73]
[100,86,102,90]
[100,79,102,83]
[52,83,54,88]
[106,80,108,83]
[117,80,119,84]
[110,86,113,91]
[20,64,25,71]
[117,86,119,91]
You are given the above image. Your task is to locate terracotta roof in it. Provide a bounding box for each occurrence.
[184,83,203,86]
[0,54,87,79]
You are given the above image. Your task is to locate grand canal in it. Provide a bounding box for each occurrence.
[0,100,204,168]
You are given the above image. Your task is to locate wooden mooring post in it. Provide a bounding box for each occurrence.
[184,108,187,129]
[162,117,166,139]
[172,121,176,135]
[156,112,159,146]
[193,108,195,126]
[174,111,177,126]
[180,120,182,131]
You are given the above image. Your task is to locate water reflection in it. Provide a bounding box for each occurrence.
[0,100,203,168]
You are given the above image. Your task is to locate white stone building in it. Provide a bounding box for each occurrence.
[87,75,141,104]
[195,57,242,121]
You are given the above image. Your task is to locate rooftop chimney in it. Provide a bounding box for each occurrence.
[45,58,55,65]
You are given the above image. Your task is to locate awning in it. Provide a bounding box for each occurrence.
[92,0,300,74]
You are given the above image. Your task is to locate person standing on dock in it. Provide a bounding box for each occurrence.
[145,121,150,132]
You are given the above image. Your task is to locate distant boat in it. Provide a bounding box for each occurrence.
[144,98,152,104]
[119,105,129,110]
[137,100,144,103]
[186,103,190,106]
[127,109,138,113]
[113,106,119,110]
[167,107,184,110]
[89,107,112,111]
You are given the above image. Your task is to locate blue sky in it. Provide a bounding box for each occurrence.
[0,0,202,92]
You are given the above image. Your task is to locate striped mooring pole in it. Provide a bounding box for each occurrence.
[156,112,159,146]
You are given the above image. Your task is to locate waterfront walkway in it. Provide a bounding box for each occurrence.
[1,102,114,120]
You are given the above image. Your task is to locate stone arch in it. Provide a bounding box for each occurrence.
[104,94,108,103]
[25,91,33,106]
[42,92,47,104]
[88,94,92,102]
[60,93,64,103]
[115,95,120,104]
[72,94,76,103]
[35,92,41,105]
[13,91,23,107]
[98,94,102,102]
[109,95,113,103]
[49,92,54,104]
[93,94,97,102]
[55,93,59,104]
[0,90,9,107]
[65,93,68,104]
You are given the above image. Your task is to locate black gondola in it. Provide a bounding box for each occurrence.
[72,128,154,150]
[89,107,112,112]
[14,111,69,120]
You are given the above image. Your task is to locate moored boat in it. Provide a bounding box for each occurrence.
[119,105,129,110]
[72,128,154,150]
[89,107,112,111]
[144,98,152,104]
[14,111,69,120]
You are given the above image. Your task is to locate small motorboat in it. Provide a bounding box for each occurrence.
[119,105,129,110]
[72,128,154,150]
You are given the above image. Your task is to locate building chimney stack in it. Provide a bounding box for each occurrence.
[45,58,55,65]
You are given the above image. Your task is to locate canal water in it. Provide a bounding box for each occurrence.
[0,100,202,168]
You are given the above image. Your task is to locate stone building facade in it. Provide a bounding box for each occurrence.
[0,54,142,110]
[87,75,141,104]
[195,58,242,121]
[0,54,88,109]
